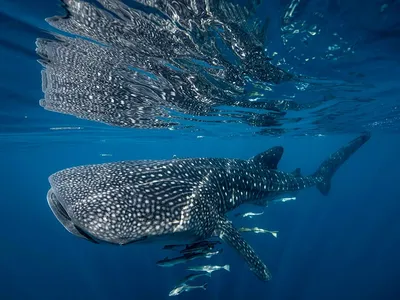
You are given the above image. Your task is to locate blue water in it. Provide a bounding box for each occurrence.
[1,0,400,299]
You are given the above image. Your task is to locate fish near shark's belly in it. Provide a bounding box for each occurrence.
[121,230,202,246]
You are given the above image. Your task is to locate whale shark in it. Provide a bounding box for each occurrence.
[47,132,370,281]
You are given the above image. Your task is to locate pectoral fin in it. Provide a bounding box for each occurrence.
[214,216,271,281]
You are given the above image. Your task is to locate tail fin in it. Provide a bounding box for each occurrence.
[269,231,278,238]
[223,264,230,272]
[201,283,208,290]
[314,132,371,195]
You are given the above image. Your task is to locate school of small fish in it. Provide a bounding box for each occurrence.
[158,240,228,296]
[160,196,293,296]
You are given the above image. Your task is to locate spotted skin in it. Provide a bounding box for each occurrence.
[47,133,371,281]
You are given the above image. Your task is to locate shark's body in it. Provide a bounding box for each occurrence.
[47,133,371,281]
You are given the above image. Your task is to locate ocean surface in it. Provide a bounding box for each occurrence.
[1,0,400,299]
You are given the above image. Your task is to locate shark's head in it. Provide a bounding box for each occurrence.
[47,188,100,244]
[46,163,154,245]
[46,162,201,245]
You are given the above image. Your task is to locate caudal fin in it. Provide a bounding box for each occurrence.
[314,132,371,195]
[223,264,230,272]
[269,231,278,238]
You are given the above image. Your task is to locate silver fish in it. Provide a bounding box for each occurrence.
[157,249,222,267]
[239,227,278,238]
[176,273,212,286]
[235,211,264,218]
[188,264,230,274]
[169,283,208,296]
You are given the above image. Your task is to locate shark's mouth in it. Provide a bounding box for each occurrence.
[46,189,99,244]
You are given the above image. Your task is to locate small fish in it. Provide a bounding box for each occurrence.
[188,264,230,274]
[180,241,221,254]
[162,244,185,251]
[187,240,221,249]
[157,254,200,267]
[234,211,264,218]
[273,197,296,203]
[163,240,221,253]
[169,283,208,296]
[180,244,212,254]
[157,249,222,267]
[202,249,223,258]
[243,211,264,218]
[176,273,211,286]
[239,227,279,238]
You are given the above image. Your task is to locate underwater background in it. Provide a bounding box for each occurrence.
[1,0,400,299]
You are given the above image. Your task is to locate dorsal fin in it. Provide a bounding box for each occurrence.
[291,168,301,177]
[250,146,284,169]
